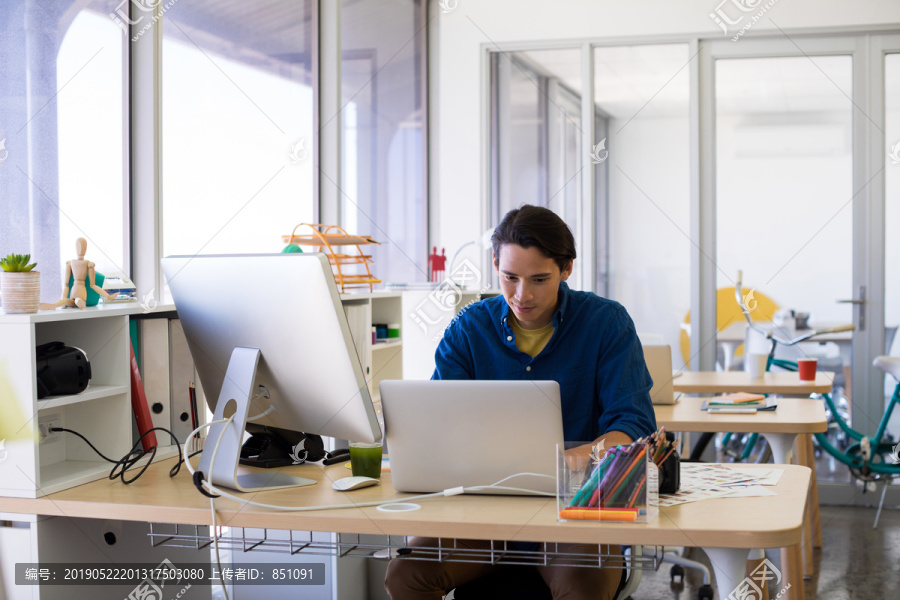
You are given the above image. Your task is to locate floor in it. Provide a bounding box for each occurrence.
[629,504,900,600]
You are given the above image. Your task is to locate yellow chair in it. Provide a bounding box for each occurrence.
[680,287,779,369]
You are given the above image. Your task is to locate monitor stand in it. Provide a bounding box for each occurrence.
[199,347,316,492]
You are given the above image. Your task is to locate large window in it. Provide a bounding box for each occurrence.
[0,0,128,302]
[161,1,315,258]
[340,0,427,285]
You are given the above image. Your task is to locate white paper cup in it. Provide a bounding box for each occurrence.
[746,353,769,379]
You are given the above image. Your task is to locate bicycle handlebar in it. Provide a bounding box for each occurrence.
[734,270,855,348]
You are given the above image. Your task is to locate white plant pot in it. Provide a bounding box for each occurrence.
[1,271,41,314]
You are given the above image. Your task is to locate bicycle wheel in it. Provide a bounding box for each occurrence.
[720,433,771,464]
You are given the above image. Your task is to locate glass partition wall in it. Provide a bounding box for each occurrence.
[488,36,899,497]
[490,49,584,290]
[595,44,691,370]
[340,0,427,285]
[490,44,690,364]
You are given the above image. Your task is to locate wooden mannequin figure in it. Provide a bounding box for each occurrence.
[43,238,118,309]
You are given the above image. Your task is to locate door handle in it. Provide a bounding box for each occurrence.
[836,286,865,331]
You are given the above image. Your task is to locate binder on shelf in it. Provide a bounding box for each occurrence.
[129,345,158,451]
[343,303,372,379]
[191,378,208,452]
[139,318,171,434]
[168,320,196,447]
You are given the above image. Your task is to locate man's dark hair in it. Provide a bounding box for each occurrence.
[491,205,576,273]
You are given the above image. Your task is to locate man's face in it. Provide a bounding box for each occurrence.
[494,244,572,330]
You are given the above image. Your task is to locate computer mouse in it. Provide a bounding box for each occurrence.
[332,476,380,491]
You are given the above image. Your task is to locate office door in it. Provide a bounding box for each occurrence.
[702,36,886,447]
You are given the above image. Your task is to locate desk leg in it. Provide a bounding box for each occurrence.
[805,433,822,548]
[780,543,806,599]
[794,435,815,578]
[703,547,751,600]
[763,433,797,464]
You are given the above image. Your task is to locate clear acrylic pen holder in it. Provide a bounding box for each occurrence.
[557,442,658,524]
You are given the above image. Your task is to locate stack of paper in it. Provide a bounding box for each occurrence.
[658,464,784,507]
[702,392,777,413]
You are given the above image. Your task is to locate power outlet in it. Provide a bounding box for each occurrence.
[38,414,62,444]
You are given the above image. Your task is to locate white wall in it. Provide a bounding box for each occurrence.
[433,0,900,267]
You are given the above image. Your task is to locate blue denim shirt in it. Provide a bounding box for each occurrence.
[433,282,656,443]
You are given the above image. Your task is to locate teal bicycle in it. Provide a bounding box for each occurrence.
[731,273,900,494]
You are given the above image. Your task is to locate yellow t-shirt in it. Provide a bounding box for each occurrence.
[509,318,555,358]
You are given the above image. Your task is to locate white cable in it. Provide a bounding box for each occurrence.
[182,418,231,477]
[464,485,555,497]
[210,496,228,600]
[483,472,556,486]
[246,406,275,422]
[181,405,275,476]
[207,414,233,600]
[461,472,556,496]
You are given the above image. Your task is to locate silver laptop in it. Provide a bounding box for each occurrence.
[644,345,683,405]
[380,380,564,495]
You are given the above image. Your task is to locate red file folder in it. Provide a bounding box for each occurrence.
[130,345,158,451]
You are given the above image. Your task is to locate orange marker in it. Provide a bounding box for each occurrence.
[559,508,639,522]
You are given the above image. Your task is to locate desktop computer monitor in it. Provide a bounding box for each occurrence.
[161,253,381,492]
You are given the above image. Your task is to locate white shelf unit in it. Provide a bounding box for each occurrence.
[401,288,500,380]
[340,291,403,405]
[0,305,147,498]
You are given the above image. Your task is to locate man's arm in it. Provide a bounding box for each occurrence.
[432,320,475,380]
[593,307,657,441]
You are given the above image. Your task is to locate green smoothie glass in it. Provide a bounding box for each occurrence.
[349,442,383,479]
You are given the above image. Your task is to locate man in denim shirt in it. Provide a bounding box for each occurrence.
[386,205,656,600]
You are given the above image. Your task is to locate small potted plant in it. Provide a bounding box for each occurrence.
[0,253,40,314]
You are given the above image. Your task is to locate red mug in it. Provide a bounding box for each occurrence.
[798,358,817,381]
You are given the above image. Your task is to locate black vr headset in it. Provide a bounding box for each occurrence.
[35,341,91,399]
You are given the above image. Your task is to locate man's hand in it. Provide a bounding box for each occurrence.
[564,432,633,472]
[564,440,605,472]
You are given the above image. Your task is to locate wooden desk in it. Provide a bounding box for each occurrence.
[654,395,826,489]
[656,396,827,583]
[673,371,833,395]
[0,459,811,600]
[655,397,827,437]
